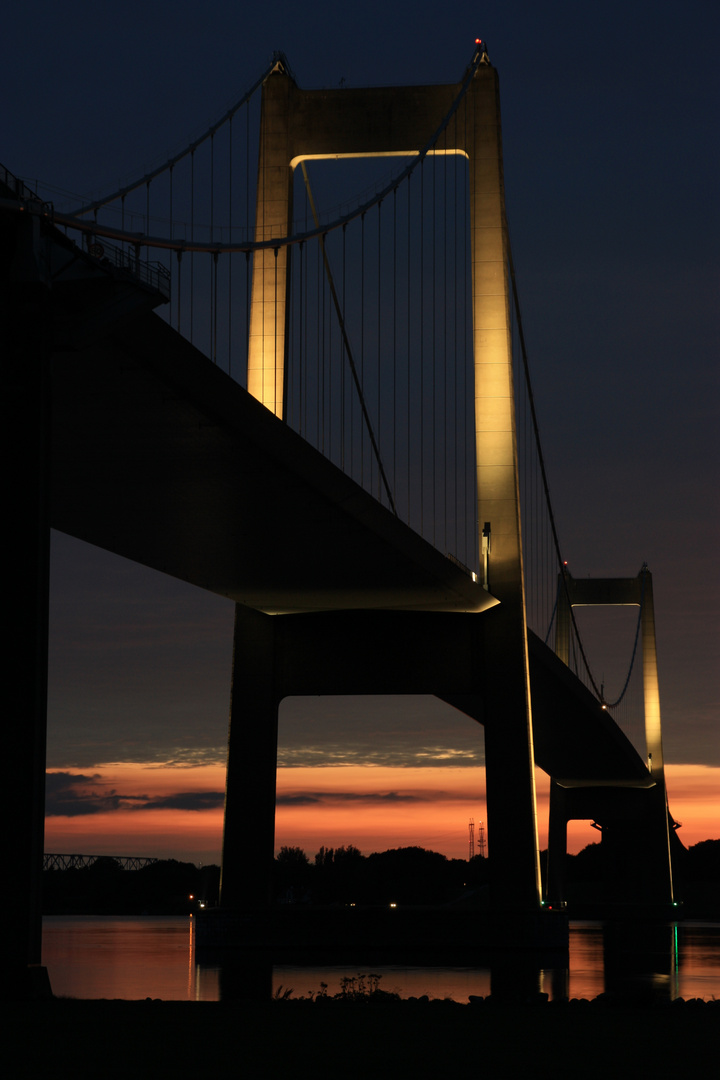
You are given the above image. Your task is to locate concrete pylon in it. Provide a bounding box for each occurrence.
[3,211,52,995]
[236,54,542,915]
[220,605,279,909]
[549,566,675,908]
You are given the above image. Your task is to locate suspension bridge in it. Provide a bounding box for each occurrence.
[5,43,679,973]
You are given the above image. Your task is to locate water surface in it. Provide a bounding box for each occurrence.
[43,916,720,1002]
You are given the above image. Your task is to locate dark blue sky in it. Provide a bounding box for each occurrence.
[5,1,718,772]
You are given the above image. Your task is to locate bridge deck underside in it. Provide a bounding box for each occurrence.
[49,310,653,795]
[50,311,495,615]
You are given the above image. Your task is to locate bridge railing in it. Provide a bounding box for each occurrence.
[0,162,49,205]
[85,237,171,300]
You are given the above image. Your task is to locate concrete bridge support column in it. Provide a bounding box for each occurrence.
[220,604,280,909]
[482,612,542,913]
[3,213,52,995]
[552,567,675,910]
[469,67,541,913]
[641,571,674,904]
[599,792,675,909]
[546,779,568,905]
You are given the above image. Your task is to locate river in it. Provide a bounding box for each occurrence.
[42,916,720,1002]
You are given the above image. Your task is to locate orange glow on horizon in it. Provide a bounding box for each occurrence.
[44,761,718,864]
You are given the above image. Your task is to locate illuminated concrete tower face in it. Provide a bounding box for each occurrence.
[248,59,526,599]
[247,64,293,417]
[246,57,541,907]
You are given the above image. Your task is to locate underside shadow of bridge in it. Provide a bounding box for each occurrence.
[49,310,672,929]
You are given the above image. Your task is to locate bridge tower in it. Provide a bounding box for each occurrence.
[547,565,676,910]
[222,50,544,926]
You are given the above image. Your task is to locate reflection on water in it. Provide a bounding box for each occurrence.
[43,915,211,1001]
[43,916,720,1003]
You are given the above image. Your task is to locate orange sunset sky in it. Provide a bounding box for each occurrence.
[45,759,720,866]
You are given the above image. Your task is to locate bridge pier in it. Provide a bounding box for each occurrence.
[544,777,679,915]
[2,172,175,994]
[545,779,569,906]
[549,568,676,914]
[220,605,280,909]
[481,605,543,913]
[215,604,561,949]
[3,210,53,996]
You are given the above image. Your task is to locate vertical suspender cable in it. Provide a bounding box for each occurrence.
[377,200,382,500]
[273,245,278,413]
[360,211,365,486]
[228,116,233,375]
[342,224,347,469]
[392,187,397,507]
[210,132,215,360]
[245,106,251,383]
[329,226,335,457]
[321,233,326,454]
[467,98,473,570]
[442,140,448,553]
[190,149,195,343]
[169,165,174,328]
[407,171,412,525]
[431,154,436,544]
[298,240,304,431]
[303,231,308,436]
[452,128,459,560]
[213,253,219,365]
[177,250,182,334]
[244,249,250,390]
[419,159,425,536]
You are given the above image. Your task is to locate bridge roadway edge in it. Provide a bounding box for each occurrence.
[51,310,498,616]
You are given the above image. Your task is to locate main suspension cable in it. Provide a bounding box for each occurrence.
[56,46,486,256]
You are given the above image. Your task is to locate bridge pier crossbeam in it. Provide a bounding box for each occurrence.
[214,602,564,951]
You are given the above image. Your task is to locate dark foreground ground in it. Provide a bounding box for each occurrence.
[11,997,718,1079]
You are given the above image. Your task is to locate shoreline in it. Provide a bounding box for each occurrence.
[10,997,718,1079]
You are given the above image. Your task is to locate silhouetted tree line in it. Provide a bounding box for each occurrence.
[275,844,490,906]
[43,858,220,915]
[274,839,720,913]
[42,839,718,915]
[547,839,720,918]
[669,839,720,917]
